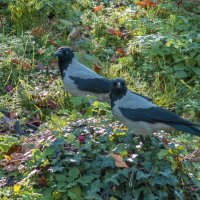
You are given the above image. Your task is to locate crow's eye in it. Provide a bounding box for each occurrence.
[113,82,117,86]
[121,82,125,86]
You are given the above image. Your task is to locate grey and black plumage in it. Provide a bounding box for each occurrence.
[110,78,200,136]
[55,47,112,101]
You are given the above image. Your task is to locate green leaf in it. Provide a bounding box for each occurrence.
[0,135,19,153]
[136,171,151,180]
[77,175,95,186]
[68,186,82,200]
[110,197,118,200]
[44,147,55,157]
[174,70,188,78]
[192,67,200,76]
[157,150,168,160]
[56,174,66,182]
[173,64,186,71]
[68,167,80,179]
[66,133,76,144]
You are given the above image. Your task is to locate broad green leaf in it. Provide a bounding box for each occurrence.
[44,147,55,157]
[52,191,61,200]
[192,67,200,76]
[68,186,82,200]
[68,167,80,179]
[157,150,168,159]
[174,64,186,71]
[77,175,95,186]
[136,171,151,180]
[66,133,76,144]
[175,70,188,78]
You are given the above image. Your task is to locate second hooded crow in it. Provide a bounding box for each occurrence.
[110,78,200,137]
[55,47,112,101]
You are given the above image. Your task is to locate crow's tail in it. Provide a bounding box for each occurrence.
[171,124,200,137]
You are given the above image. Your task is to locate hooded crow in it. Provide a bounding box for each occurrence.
[110,78,200,137]
[55,46,112,101]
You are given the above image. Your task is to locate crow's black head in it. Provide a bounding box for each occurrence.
[110,78,127,106]
[55,46,74,62]
[55,47,74,78]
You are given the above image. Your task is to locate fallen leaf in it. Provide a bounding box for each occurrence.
[93,63,101,73]
[108,28,123,38]
[14,184,21,193]
[116,48,126,56]
[38,175,47,187]
[21,61,30,70]
[36,60,44,70]
[79,135,85,143]
[32,27,46,36]
[39,48,44,55]
[93,5,102,12]
[28,118,42,127]
[10,111,18,119]
[47,99,58,110]
[5,84,13,93]
[11,58,20,64]
[162,137,170,145]
[110,153,129,168]
[4,154,12,162]
[4,164,17,172]
[114,30,123,37]
[108,28,115,35]
[136,0,158,7]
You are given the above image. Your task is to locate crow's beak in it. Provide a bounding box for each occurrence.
[55,50,63,56]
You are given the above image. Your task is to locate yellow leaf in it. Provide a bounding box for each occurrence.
[4,154,12,161]
[110,153,129,168]
[14,184,21,193]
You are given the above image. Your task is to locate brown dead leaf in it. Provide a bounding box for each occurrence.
[5,84,13,93]
[47,99,58,110]
[11,58,30,70]
[11,58,20,64]
[28,118,42,127]
[38,175,47,187]
[10,111,18,119]
[162,137,170,145]
[4,164,18,172]
[93,5,102,12]
[32,27,46,37]
[110,153,129,168]
[93,63,101,73]
[21,60,30,70]
[39,48,45,55]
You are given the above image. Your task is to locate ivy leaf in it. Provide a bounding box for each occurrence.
[68,167,80,179]
[175,70,188,78]
[192,67,200,76]
[174,64,186,71]
[77,175,95,186]
[68,185,82,200]
[136,171,151,180]
[44,147,55,157]
[157,150,168,160]
[66,134,76,144]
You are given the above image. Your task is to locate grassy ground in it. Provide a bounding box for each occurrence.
[0,0,200,199]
